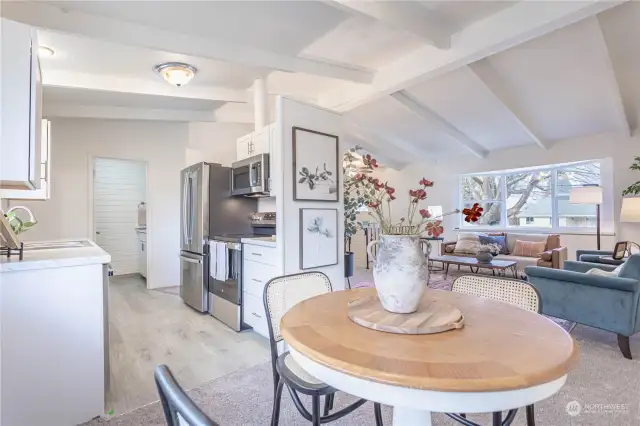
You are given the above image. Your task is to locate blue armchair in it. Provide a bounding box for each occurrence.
[576,249,625,266]
[525,254,640,359]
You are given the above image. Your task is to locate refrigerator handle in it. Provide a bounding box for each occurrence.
[182,176,189,245]
[188,175,195,243]
[179,255,202,264]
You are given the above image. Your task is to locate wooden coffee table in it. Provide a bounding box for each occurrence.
[430,254,518,278]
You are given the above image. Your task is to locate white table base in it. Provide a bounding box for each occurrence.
[290,347,567,426]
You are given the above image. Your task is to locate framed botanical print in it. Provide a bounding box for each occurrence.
[299,208,339,270]
[292,126,339,202]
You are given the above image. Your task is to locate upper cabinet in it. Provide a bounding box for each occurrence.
[1,119,52,200]
[236,126,270,162]
[0,19,43,191]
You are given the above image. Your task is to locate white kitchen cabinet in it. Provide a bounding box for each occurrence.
[1,119,51,200]
[242,242,277,338]
[235,126,271,162]
[0,19,42,190]
[137,230,147,278]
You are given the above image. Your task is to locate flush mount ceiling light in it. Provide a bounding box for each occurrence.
[38,46,55,57]
[153,62,197,87]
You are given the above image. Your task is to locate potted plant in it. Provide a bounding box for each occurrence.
[476,243,500,264]
[360,164,482,313]
[343,147,378,278]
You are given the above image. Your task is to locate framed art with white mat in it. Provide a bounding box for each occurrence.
[292,127,339,201]
[299,208,338,269]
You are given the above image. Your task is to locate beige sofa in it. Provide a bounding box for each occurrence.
[441,232,567,270]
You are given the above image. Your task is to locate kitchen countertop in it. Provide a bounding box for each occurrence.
[0,239,111,272]
[241,236,276,248]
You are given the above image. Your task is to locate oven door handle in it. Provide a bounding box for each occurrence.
[180,255,202,264]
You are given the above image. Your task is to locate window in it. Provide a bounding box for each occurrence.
[459,160,602,231]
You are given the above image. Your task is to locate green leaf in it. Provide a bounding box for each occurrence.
[298,177,306,183]
[302,167,309,174]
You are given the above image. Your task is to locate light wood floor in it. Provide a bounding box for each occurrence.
[107,276,270,416]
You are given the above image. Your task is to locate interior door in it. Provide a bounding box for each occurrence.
[93,158,146,275]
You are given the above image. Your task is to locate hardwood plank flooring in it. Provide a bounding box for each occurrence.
[106,276,269,416]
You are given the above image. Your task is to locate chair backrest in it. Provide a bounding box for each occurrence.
[263,272,333,344]
[618,253,640,280]
[452,274,541,313]
[154,365,218,426]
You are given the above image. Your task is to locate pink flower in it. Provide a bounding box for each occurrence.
[420,178,434,187]
[368,201,381,208]
[426,220,443,238]
[419,209,432,218]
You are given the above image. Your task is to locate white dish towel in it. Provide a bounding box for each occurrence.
[215,241,228,281]
[208,241,217,279]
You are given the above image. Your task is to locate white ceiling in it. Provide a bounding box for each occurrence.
[4,0,638,167]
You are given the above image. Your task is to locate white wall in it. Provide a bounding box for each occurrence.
[187,122,253,167]
[373,132,640,260]
[7,118,187,289]
[277,97,345,289]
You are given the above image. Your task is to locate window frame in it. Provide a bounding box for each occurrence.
[458,160,605,234]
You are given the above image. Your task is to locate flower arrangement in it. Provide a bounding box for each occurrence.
[477,243,501,256]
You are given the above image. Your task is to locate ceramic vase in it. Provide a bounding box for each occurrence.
[367,234,428,314]
[476,252,494,264]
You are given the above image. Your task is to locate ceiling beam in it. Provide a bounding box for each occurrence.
[343,135,405,171]
[592,16,631,137]
[344,120,436,166]
[320,0,627,111]
[44,70,249,103]
[324,0,451,49]
[2,2,373,84]
[44,103,253,123]
[463,65,550,150]
[390,91,488,159]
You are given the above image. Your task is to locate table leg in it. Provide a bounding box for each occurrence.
[393,407,432,426]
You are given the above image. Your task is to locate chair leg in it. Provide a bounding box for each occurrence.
[323,394,331,416]
[526,404,536,426]
[618,334,632,359]
[492,411,502,426]
[270,379,284,426]
[312,394,321,426]
[374,402,383,426]
[328,393,334,411]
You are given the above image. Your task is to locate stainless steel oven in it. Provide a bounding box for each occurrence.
[208,237,243,331]
[231,153,269,196]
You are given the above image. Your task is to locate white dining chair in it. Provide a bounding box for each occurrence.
[451,274,541,426]
[263,272,383,426]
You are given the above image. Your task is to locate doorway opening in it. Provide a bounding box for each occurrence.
[92,157,148,281]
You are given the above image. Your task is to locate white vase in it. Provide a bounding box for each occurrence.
[367,234,428,314]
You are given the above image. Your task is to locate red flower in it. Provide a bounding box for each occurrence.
[419,209,432,218]
[375,181,385,190]
[426,220,443,238]
[354,173,364,181]
[368,201,381,208]
[414,189,427,200]
[462,203,484,223]
[363,154,379,169]
[370,159,379,168]
[420,178,434,187]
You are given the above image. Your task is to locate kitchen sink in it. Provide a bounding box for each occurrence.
[23,240,92,251]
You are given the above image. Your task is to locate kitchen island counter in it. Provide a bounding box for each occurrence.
[0,239,110,272]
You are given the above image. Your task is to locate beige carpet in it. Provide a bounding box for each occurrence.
[85,324,640,426]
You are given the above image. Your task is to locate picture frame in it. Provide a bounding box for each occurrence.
[292,126,339,202]
[299,208,339,270]
[613,241,628,260]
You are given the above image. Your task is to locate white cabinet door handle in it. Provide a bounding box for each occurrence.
[252,278,262,283]
[252,252,262,256]
[252,312,262,318]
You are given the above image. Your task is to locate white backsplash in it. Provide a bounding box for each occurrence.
[257,197,276,212]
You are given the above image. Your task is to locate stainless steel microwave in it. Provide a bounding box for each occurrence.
[230,153,270,196]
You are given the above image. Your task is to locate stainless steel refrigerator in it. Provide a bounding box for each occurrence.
[179,162,256,312]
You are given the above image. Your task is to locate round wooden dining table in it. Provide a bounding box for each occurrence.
[281,288,578,426]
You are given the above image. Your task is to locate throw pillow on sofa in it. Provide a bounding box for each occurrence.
[512,240,546,257]
[478,235,508,254]
[454,232,481,254]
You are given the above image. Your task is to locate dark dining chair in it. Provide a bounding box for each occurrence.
[154,364,219,426]
[264,272,383,426]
